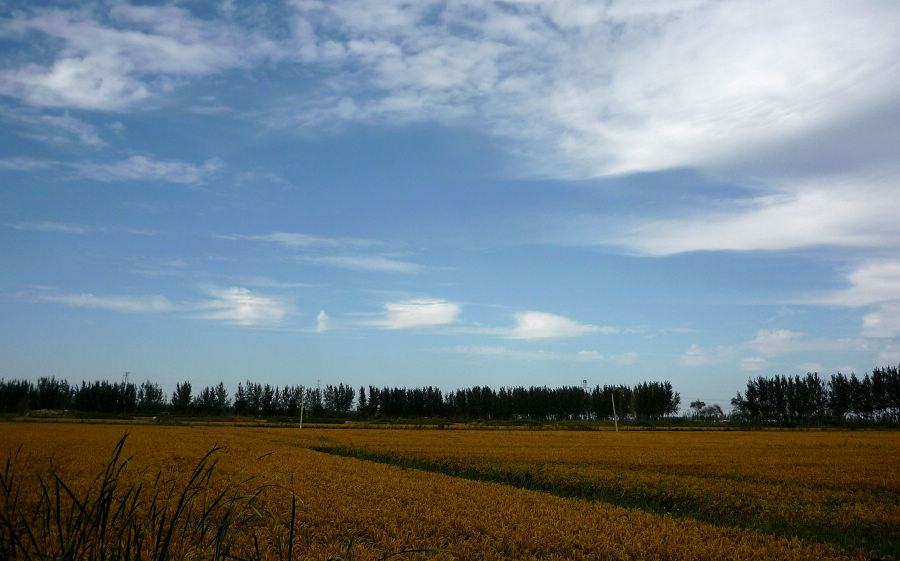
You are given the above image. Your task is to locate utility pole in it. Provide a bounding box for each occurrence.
[299,386,305,430]
[611,393,619,433]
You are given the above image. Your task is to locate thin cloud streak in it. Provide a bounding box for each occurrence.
[41,293,176,314]
[8,221,96,234]
[221,231,426,273]
[39,287,289,327]
[74,156,224,184]
[219,232,382,249]
[0,155,222,184]
[298,255,426,274]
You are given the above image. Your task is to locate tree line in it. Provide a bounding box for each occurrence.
[0,376,679,421]
[730,366,900,423]
[359,382,678,420]
[5,365,898,424]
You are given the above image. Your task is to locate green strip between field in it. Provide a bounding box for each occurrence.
[311,445,897,561]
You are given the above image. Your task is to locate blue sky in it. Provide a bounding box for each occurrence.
[2,1,899,410]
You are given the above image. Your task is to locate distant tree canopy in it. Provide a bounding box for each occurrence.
[730,366,900,423]
[0,375,680,421]
[3,365,897,425]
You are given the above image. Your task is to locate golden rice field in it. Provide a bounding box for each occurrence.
[306,428,900,556]
[1,422,896,561]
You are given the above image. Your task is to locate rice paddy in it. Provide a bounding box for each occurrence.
[1,422,896,560]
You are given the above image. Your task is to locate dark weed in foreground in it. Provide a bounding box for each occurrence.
[0,435,295,561]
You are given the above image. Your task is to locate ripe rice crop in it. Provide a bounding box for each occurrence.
[1,422,892,560]
[300,428,900,558]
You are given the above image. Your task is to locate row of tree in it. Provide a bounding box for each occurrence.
[358,382,678,420]
[730,366,900,423]
[0,376,680,421]
[5,365,899,423]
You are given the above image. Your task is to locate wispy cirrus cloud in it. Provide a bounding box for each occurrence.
[7,221,97,234]
[221,231,427,273]
[0,4,286,111]
[39,286,289,327]
[1,106,107,147]
[0,157,59,171]
[218,232,381,249]
[297,255,425,274]
[74,156,224,184]
[41,293,176,313]
[5,2,896,182]
[0,155,223,184]
[270,1,900,179]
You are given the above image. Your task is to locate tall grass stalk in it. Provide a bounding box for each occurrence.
[0,434,286,561]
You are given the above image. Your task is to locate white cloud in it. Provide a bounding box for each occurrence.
[822,261,900,308]
[507,311,609,340]
[745,328,863,356]
[0,157,59,171]
[374,298,460,330]
[221,231,424,273]
[814,261,900,339]
[0,155,222,184]
[74,156,223,184]
[42,293,176,313]
[8,221,95,234]
[3,2,897,184]
[299,255,425,273]
[272,1,900,178]
[1,108,106,147]
[221,232,381,249]
[593,168,900,255]
[196,287,289,327]
[40,287,288,327]
[316,310,329,332]
[0,5,284,111]
[862,303,900,338]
